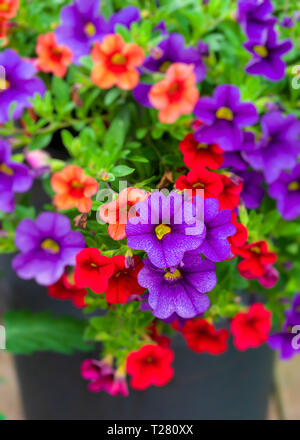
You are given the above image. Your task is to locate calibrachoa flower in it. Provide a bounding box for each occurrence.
[244,27,293,81]
[138,253,216,320]
[99,187,149,240]
[48,271,87,308]
[218,174,243,210]
[149,63,199,124]
[175,168,223,199]
[81,357,115,393]
[182,318,229,355]
[12,212,85,286]
[238,0,276,39]
[126,191,206,269]
[105,255,144,304]
[110,366,129,397]
[231,303,272,350]
[189,197,236,262]
[194,84,258,151]
[0,139,33,213]
[0,49,45,123]
[0,0,19,19]
[91,34,144,90]
[51,165,99,213]
[74,248,114,294]
[126,344,174,390]
[179,133,224,170]
[36,32,73,78]
[228,212,248,256]
[268,164,300,220]
[237,170,264,210]
[236,240,277,278]
[244,112,300,184]
[258,265,279,288]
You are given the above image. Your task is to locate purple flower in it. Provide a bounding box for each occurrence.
[194,84,258,151]
[244,27,293,81]
[244,111,300,184]
[222,131,256,171]
[0,50,45,124]
[12,212,85,286]
[238,0,276,39]
[55,0,140,63]
[138,253,216,319]
[188,197,236,262]
[268,294,300,360]
[133,34,206,107]
[125,192,206,269]
[280,16,294,28]
[0,140,33,213]
[269,164,300,220]
[238,170,265,209]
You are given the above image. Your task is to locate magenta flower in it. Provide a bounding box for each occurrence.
[81,358,114,393]
[244,27,292,81]
[0,50,45,123]
[0,140,33,213]
[138,253,216,320]
[194,84,258,151]
[12,212,85,286]
[125,192,206,269]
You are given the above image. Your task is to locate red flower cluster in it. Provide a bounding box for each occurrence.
[126,344,174,390]
[177,131,243,211]
[48,271,87,308]
[231,303,271,351]
[228,212,248,257]
[182,318,229,355]
[235,240,277,281]
[0,0,19,46]
[74,248,144,304]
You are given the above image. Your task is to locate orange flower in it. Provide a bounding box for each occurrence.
[149,63,199,124]
[0,0,19,19]
[51,166,99,213]
[99,187,149,240]
[36,33,73,78]
[91,34,144,90]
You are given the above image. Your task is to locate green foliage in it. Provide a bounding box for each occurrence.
[4,310,93,355]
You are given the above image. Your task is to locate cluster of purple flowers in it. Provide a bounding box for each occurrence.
[269,294,300,359]
[238,0,292,81]
[125,192,236,321]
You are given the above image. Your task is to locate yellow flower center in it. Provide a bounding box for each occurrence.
[164,269,182,281]
[111,53,126,65]
[160,61,172,73]
[0,78,10,91]
[216,107,234,121]
[41,239,60,254]
[193,182,205,188]
[84,22,96,37]
[0,163,14,176]
[71,180,84,189]
[197,143,209,149]
[251,246,261,254]
[155,224,171,240]
[0,3,9,12]
[253,45,268,58]
[288,181,300,191]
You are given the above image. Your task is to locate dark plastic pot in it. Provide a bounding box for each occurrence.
[1,255,274,420]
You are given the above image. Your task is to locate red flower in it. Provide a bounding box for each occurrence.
[175,167,223,199]
[218,175,243,210]
[105,255,144,304]
[236,241,277,278]
[126,344,174,390]
[228,212,248,256]
[182,318,229,355]
[147,323,171,348]
[48,272,87,308]
[74,248,114,294]
[231,303,272,351]
[0,0,19,20]
[179,133,224,170]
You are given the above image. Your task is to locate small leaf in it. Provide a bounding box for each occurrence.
[112,165,135,177]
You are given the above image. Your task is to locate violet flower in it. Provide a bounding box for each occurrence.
[194,84,258,151]
[244,26,293,81]
[269,164,300,220]
[138,254,216,319]
[244,111,300,184]
[0,49,45,123]
[238,170,265,209]
[12,212,85,286]
[0,140,33,213]
[238,0,276,39]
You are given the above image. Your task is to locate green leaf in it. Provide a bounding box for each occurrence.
[28,133,52,151]
[52,76,70,106]
[112,165,135,177]
[4,310,93,355]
